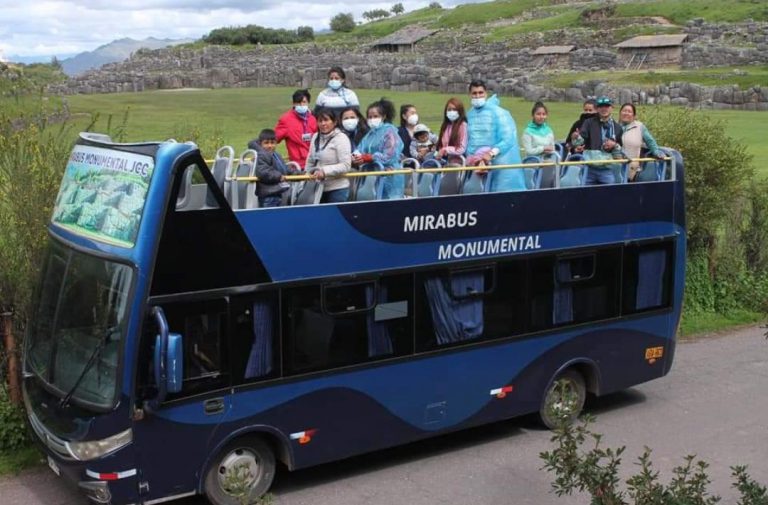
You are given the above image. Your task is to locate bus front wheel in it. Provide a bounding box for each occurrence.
[539,369,586,430]
[204,436,276,505]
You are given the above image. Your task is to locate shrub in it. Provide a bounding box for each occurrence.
[643,107,754,254]
[330,13,356,33]
[0,389,29,451]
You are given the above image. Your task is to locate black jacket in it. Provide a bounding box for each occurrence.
[247,141,298,197]
[578,116,623,152]
[565,112,597,153]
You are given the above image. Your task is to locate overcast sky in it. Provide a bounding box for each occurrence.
[0,0,479,61]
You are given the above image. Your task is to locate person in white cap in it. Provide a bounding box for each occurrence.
[409,123,438,163]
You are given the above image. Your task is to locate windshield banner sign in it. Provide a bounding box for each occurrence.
[52,145,155,247]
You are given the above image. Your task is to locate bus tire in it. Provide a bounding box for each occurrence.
[539,369,586,430]
[204,436,276,505]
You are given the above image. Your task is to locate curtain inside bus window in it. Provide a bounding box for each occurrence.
[424,272,484,345]
[366,284,393,357]
[553,260,574,325]
[245,299,273,378]
[636,249,667,310]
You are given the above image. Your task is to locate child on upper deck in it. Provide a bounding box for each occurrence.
[409,123,438,163]
[248,129,300,207]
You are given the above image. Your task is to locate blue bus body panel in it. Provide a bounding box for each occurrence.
[234,181,679,282]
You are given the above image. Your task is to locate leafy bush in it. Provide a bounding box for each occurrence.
[203,25,311,46]
[541,413,768,504]
[643,107,754,253]
[0,389,29,451]
[330,13,356,33]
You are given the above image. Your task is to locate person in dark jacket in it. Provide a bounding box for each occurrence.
[573,96,624,185]
[247,129,300,207]
[565,98,597,154]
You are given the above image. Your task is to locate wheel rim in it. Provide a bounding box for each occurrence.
[545,377,581,422]
[217,447,263,497]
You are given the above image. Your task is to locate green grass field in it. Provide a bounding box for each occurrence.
[64,87,768,177]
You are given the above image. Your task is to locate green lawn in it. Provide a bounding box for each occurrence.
[0,446,43,476]
[64,87,768,177]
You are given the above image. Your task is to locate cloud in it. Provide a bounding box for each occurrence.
[0,0,465,59]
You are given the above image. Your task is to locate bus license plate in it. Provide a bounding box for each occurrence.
[47,456,60,476]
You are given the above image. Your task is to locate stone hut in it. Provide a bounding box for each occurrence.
[615,34,689,69]
[530,45,575,69]
[371,26,438,53]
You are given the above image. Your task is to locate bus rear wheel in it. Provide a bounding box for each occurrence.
[539,369,586,430]
[204,436,276,505]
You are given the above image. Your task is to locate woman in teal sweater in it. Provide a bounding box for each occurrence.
[521,101,557,188]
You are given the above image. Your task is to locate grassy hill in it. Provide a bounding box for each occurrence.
[314,0,768,45]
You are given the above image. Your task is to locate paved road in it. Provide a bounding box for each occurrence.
[3,325,766,505]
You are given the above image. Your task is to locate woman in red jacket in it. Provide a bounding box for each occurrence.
[274,89,317,169]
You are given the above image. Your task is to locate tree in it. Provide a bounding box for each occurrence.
[428,1,442,8]
[363,9,391,22]
[330,13,355,33]
[391,3,405,15]
[296,26,314,41]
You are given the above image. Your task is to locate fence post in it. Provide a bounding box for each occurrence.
[1,311,21,405]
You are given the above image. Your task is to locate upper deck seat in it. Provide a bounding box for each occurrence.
[561,153,586,187]
[230,150,258,209]
[292,180,325,206]
[521,156,543,189]
[416,158,440,197]
[175,165,196,210]
[354,162,385,201]
[401,158,420,198]
[206,146,234,208]
[462,170,489,194]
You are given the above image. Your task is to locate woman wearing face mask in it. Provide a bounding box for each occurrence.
[522,101,557,188]
[397,104,419,159]
[435,97,468,166]
[305,109,352,204]
[339,106,368,156]
[315,66,360,118]
[354,98,405,199]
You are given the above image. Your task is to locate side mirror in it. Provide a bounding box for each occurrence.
[146,307,183,412]
[153,332,184,396]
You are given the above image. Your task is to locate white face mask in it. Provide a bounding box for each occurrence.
[342,118,359,132]
[446,110,460,122]
[294,105,308,115]
[407,114,419,126]
[328,79,343,90]
[367,117,383,129]
[471,97,486,109]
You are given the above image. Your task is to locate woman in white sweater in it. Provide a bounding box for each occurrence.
[306,109,352,203]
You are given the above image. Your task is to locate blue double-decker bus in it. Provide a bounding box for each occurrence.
[23,133,685,505]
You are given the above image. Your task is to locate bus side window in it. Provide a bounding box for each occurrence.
[230,292,279,384]
[622,242,673,314]
[284,275,413,375]
[158,298,229,399]
[416,261,526,351]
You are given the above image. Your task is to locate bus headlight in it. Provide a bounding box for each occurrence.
[66,428,133,461]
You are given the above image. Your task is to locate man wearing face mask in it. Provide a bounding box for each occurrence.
[275,89,317,169]
[466,79,525,192]
[315,66,360,118]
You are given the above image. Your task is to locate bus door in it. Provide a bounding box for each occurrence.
[133,298,232,502]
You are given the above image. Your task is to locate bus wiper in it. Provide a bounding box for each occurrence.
[59,327,117,409]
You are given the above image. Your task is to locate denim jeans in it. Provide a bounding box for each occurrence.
[585,167,616,185]
[258,195,282,208]
[321,187,350,204]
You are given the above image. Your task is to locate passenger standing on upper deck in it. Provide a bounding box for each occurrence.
[574,96,623,185]
[248,129,300,208]
[435,97,468,166]
[522,101,557,188]
[466,79,525,192]
[354,98,405,199]
[619,103,665,182]
[305,109,352,204]
[397,104,419,160]
[315,67,360,118]
[275,89,317,169]
[565,99,597,155]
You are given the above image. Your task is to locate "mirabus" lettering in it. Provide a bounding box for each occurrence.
[403,211,478,233]
[438,235,542,260]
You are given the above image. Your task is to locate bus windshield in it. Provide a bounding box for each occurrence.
[26,238,133,409]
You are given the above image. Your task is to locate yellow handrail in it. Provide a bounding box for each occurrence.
[225,157,668,183]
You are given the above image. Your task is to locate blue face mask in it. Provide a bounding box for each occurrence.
[294,105,309,115]
[328,79,343,91]
[471,97,486,109]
